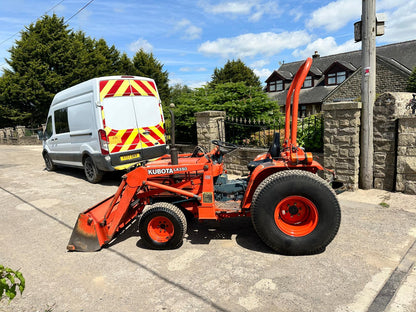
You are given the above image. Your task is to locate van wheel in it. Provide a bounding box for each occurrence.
[43,152,56,171]
[83,156,104,183]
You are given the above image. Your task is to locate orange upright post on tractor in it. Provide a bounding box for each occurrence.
[284,57,312,148]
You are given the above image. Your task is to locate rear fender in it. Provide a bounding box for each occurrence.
[242,161,325,209]
[242,163,281,209]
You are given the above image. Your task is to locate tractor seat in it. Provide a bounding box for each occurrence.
[247,132,281,173]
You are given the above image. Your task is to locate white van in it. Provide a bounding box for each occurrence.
[42,76,167,183]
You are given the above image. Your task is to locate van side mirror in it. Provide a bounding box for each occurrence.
[38,130,51,141]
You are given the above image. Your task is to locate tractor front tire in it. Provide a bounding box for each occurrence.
[251,170,341,255]
[139,202,187,250]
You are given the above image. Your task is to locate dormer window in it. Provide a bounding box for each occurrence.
[269,80,284,92]
[324,61,355,86]
[303,76,313,88]
[327,71,346,85]
[266,70,292,93]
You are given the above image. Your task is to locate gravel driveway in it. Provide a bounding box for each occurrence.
[1,145,415,312]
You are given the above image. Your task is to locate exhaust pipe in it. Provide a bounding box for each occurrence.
[169,103,178,165]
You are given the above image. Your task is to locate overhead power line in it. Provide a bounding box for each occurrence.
[64,0,95,24]
[0,0,65,48]
[0,0,95,48]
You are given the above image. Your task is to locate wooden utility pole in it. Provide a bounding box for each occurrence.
[360,0,376,189]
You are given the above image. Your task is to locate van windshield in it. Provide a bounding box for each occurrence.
[102,96,161,130]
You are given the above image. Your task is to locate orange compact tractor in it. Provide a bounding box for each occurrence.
[67,58,342,255]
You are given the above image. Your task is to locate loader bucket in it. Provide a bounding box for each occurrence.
[67,195,116,252]
[67,213,102,252]
[67,177,142,252]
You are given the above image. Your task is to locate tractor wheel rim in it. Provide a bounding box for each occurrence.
[147,216,174,243]
[274,195,318,237]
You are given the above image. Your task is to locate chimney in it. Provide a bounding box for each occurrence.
[313,51,320,59]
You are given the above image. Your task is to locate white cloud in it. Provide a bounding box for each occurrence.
[292,37,360,59]
[129,38,153,53]
[168,77,184,86]
[179,67,207,72]
[307,0,361,32]
[188,80,208,89]
[289,7,303,22]
[203,0,256,15]
[174,19,202,40]
[378,1,416,43]
[200,0,281,22]
[250,59,269,68]
[378,0,409,10]
[249,2,281,22]
[253,68,272,81]
[198,31,312,58]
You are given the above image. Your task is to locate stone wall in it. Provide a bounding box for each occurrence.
[223,147,267,176]
[373,92,412,191]
[0,126,41,145]
[322,101,362,190]
[376,58,411,95]
[396,117,416,194]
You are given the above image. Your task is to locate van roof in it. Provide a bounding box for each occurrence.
[51,76,156,107]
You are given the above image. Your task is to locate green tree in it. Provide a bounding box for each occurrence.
[172,82,280,143]
[170,84,192,102]
[0,14,128,127]
[210,59,261,87]
[407,67,416,92]
[132,49,170,105]
[1,14,73,125]
[116,52,135,75]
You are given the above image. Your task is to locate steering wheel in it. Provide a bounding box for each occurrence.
[211,140,238,154]
[191,145,207,157]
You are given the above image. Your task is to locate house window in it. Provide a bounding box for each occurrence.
[269,80,284,92]
[327,71,346,85]
[303,76,313,88]
[299,105,307,118]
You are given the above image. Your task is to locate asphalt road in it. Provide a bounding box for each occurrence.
[1,145,416,312]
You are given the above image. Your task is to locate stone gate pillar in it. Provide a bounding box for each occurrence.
[195,111,226,151]
[322,101,362,190]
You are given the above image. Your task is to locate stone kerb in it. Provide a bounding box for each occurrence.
[195,111,226,151]
[396,117,416,194]
[322,101,362,190]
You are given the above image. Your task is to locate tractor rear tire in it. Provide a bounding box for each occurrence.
[139,202,187,250]
[251,170,341,255]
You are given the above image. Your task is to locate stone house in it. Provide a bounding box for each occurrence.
[265,40,416,117]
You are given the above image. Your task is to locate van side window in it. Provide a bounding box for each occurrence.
[44,117,53,139]
[54,108,69,134]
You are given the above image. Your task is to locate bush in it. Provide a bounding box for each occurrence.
[297,114,323,152]
[0,265,25,302]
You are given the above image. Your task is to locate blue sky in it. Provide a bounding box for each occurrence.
[0,0,415,88]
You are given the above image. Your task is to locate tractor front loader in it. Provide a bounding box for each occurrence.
[67,57,342,255]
